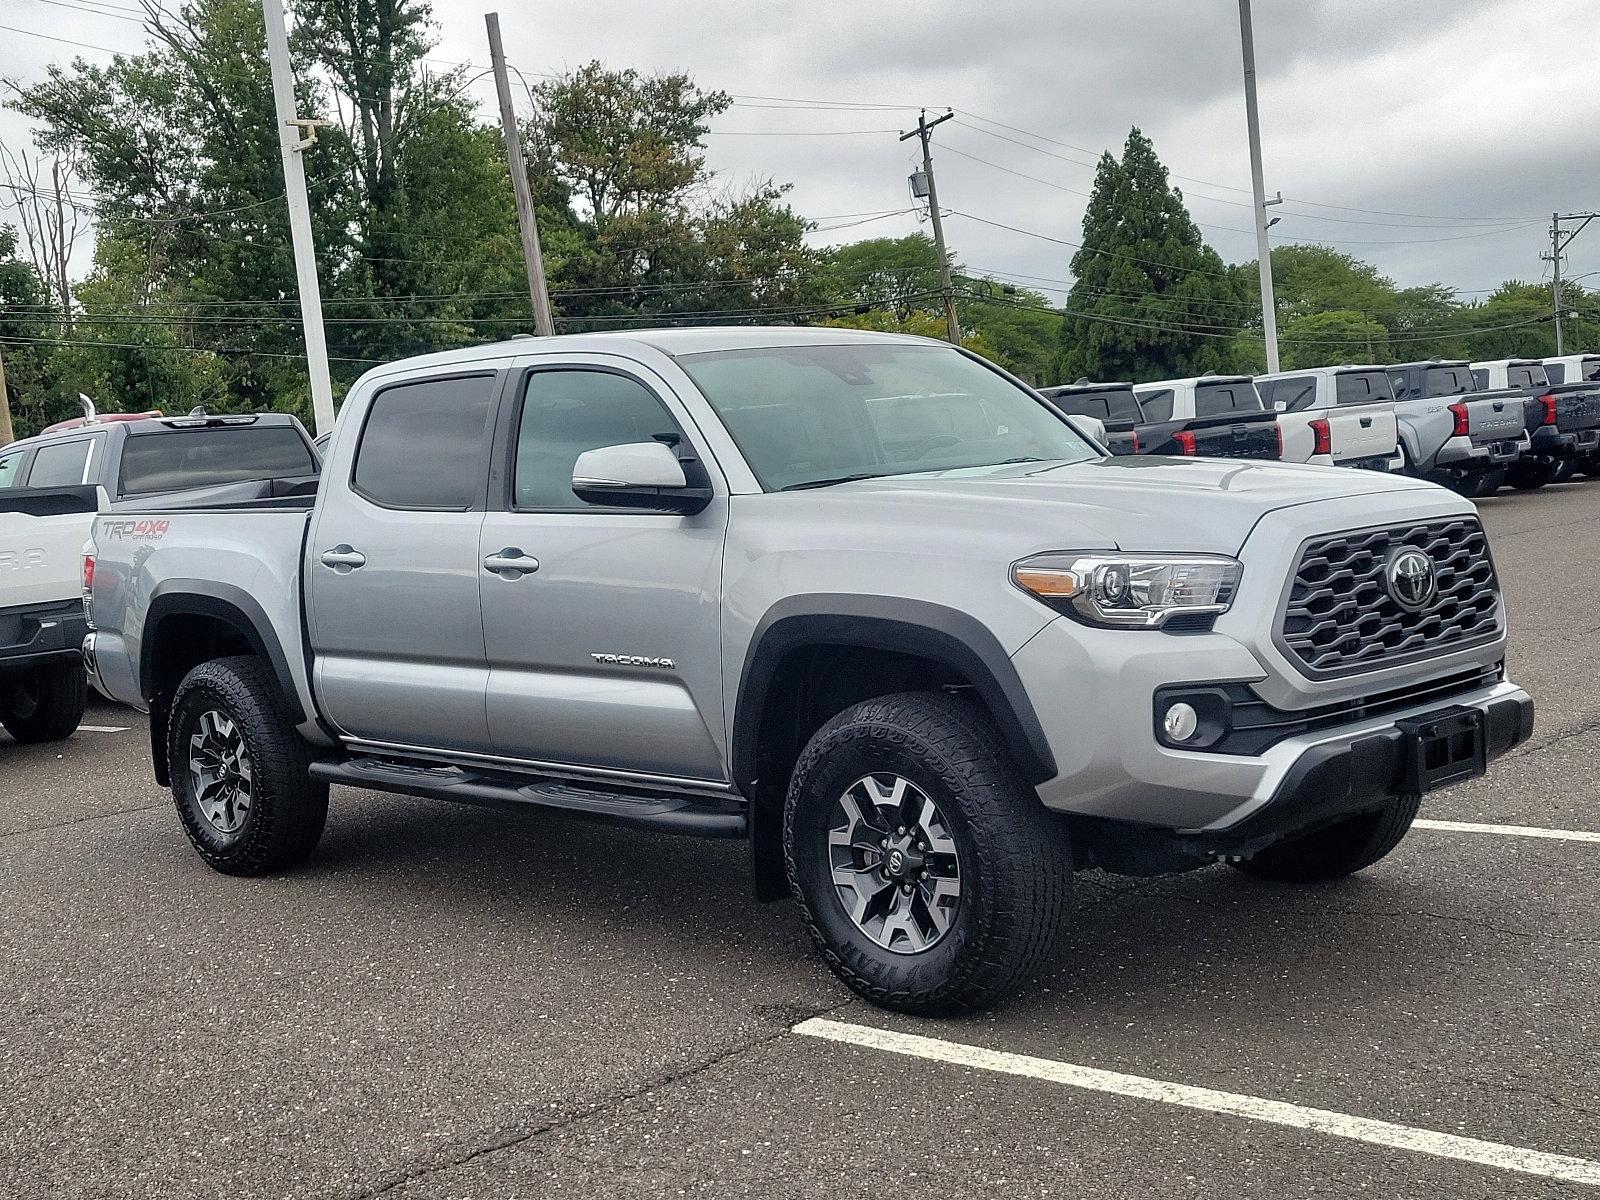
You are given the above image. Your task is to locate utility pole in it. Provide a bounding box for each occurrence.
[485,12,555,337]
[901,109,959,343]
[0,345,13,447]
[261,0,335,437]
[1236,0,1281,374]
[1545,211,1598,356]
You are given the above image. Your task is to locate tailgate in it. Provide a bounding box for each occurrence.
[1464,395,1525,446]
[1551,386,1600,433]
[0,486,98,610]
[1326,403,1397,462]
[1187,416,1280,460]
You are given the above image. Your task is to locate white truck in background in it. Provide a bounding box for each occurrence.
[0,409,320,742]
[1257,366,1402,471]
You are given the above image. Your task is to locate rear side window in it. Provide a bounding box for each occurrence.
[1508,364,1548,389]
[1137,389,1174,423]
[353,374,497,510]
[25,439,92,487]
[1423,367,1473,395]
[1271,377,1318,412]
[513,368,684,510]
[1193,382,1262,417]
[0,452,25,488]
[1335,372,1393,405]
[118,426,318,497]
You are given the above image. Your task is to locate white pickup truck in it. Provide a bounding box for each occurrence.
[1257,367,1403,471]
[0,410,319,742]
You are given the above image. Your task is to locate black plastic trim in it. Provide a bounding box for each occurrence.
[142,583,304,722]
[733,596,1057,789]
[0,484,99,517]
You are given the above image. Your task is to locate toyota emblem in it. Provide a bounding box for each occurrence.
[1386,547,1437,610]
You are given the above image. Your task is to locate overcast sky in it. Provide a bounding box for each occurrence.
[3,0,1596,300]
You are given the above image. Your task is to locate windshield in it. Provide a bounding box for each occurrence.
[118,425,318,497]
[678,343,1097,491]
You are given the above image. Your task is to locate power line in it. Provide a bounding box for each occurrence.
[943,209,1237,280]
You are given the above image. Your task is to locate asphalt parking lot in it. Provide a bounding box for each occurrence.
[3,484,1598,1199]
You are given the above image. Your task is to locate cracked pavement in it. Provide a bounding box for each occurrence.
[2,482,1597,1197]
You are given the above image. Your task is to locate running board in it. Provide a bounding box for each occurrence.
[309,755,748,839]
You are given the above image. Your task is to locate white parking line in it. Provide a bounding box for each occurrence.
[1413,818,1600,844]
[77,725,130,734]
[793,1018,1600,1187]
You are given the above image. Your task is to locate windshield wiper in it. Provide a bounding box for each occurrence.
[781,472,887,491]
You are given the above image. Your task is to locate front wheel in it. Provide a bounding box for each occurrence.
[1,660,88,743]
[784,691,1071,1015]
[1232,794,1420,883]
[168,655,328,876]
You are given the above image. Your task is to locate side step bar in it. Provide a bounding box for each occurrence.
[309,755,748,839]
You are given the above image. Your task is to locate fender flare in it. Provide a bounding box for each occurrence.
[141,581,304,720]
[731,594,1057,791]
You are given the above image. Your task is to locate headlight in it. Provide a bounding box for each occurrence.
[1012,553,1242,629]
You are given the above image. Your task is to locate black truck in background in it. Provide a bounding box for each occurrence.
[1036,382,1143,454]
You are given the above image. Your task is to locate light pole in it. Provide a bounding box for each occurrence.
[1237,0,1281,374]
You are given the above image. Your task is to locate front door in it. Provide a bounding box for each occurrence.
[305,370,501,753]
[477,358,729,784]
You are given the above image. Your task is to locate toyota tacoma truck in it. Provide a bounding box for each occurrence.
[1257,366,1403,470]
[1471,358,1600,487]
[1384,360,1528,498]
[83,328,1533,1014]
[0,407,319,742]
[1130,374,1282,459]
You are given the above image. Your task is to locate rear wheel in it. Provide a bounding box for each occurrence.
[168,655,327,875]
[0,660,88,743]
[1232,794,1420,883]
[784,691,1071,1015]
[1552,456,1578,484]
[1470,467,1507,498]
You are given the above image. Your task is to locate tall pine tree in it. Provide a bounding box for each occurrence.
[1058,129,1243,382]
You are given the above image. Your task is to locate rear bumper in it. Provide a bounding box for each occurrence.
[1529,426,1597,458]
[0,599,88,677]
[1436,433,1527,469]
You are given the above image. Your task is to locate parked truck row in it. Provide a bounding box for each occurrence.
[13,326,1533,1015]
[1043,355,1600,499]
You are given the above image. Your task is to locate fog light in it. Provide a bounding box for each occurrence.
[1162,702,1199,743]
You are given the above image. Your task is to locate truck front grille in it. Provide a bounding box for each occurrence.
[1279,518,1500,675]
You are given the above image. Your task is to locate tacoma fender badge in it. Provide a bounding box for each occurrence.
[591,653,676,669]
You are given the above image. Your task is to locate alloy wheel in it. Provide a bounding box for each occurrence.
[188,709,254,834]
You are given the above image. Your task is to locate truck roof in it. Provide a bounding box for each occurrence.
[1470,358,1542,368]
[3,410,304,453]
[1257,364,1388,380]
[1390,359,1469,369]
[346,326,946,385]
[1038,381,1135,394]
[1134,374,1255,390]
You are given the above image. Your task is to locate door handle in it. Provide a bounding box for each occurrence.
[483,548,539,578]
[320,545,366,572]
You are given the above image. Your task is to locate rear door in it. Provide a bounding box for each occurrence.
[305,370,501,754]
[1326,371,1398,463]
[476,355,730,783]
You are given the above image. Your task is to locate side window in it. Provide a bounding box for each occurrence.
[25,439,91,487]
[0,451,25,488]
[1546,363,1566,385]
[1388,372,1410,398]
[513,368,685,510]
[1137,389,1174,423]
[353,374,497,510]
[1277,378,1318,412]
[1471,368,1488,390]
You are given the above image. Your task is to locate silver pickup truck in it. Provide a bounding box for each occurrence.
[83,328,1534,1014]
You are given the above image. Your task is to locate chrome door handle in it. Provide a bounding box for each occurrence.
[320,546,366,572]
[483,549,538,578]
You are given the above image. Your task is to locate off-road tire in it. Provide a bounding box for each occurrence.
[1552,456,1579,484]
[1469,467,1507,499]
[1232,793,1421,883]
[0,660,88,743]
[168,655,327,876]
[784,691,1071,1015]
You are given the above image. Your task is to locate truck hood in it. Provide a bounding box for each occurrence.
[812,456,1440,554]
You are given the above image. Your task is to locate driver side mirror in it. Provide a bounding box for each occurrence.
[571,442,713,514]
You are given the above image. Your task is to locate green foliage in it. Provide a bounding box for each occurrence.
[1058,129,1244,382]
